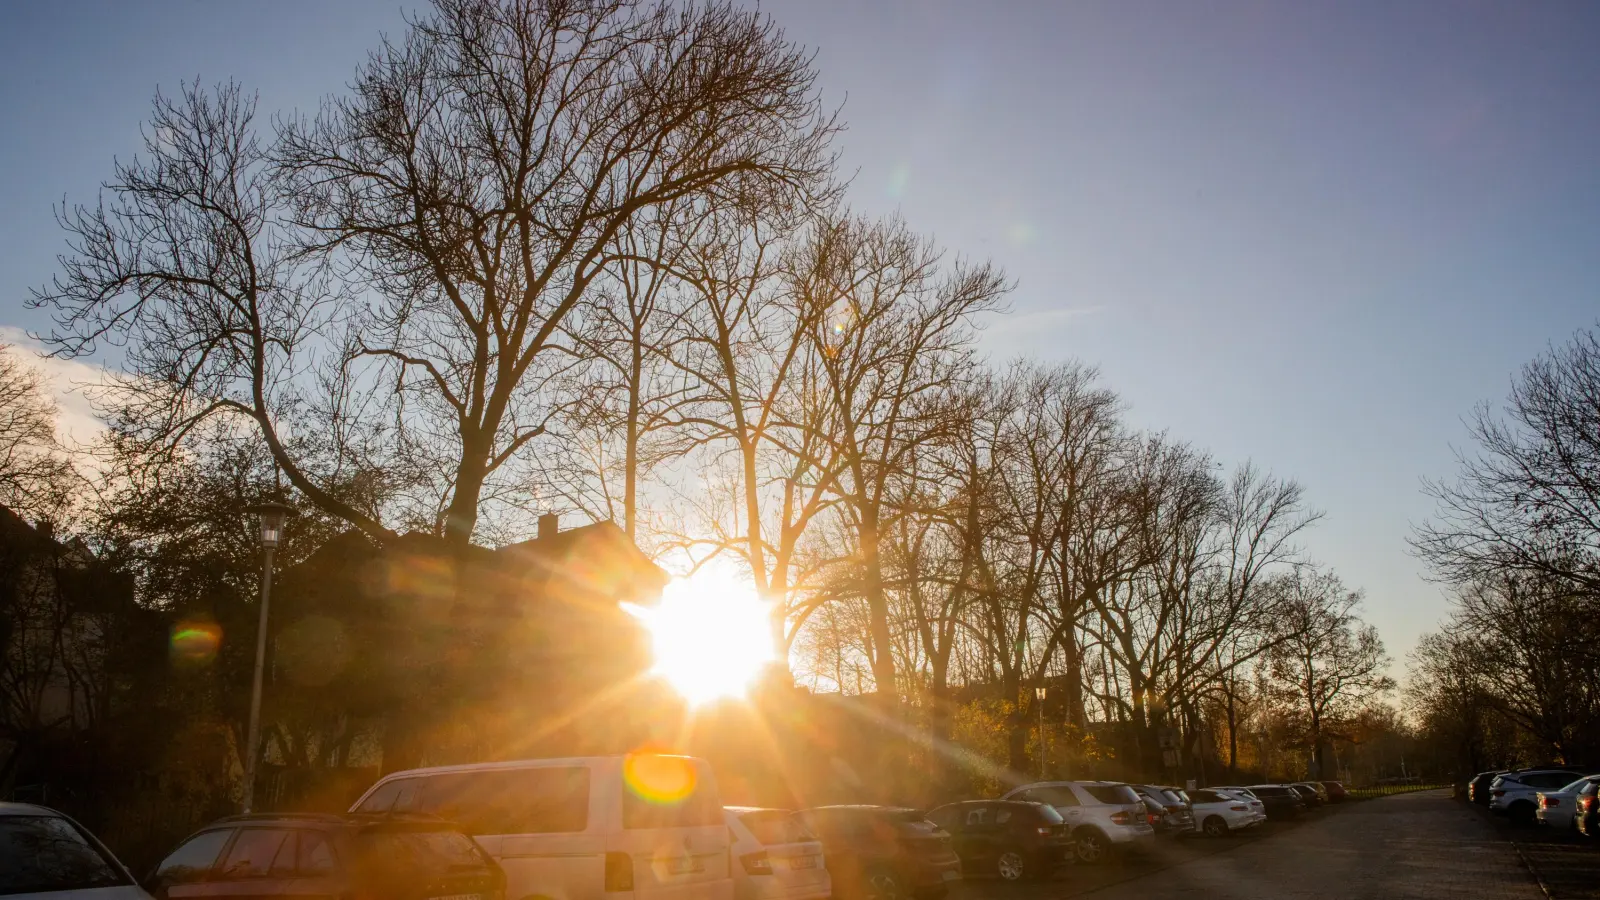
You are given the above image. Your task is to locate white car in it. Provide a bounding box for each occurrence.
[0,802,150,900]
[1489,768,1593,822]
[1186,788,1266,836]
[724,808,830,900]
[1537,775,1600,831]
[1000,781,1154,864]
[352,754,733,900]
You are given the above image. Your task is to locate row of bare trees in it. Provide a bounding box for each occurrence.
[1409,326,1600,773]
[21,0,1393,784]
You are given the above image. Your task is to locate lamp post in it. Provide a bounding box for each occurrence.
[241,500,292,813]
[1035,686,1047,778]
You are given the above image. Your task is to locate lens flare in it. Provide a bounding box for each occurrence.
[170,621,221,664]
[623,752,698,806]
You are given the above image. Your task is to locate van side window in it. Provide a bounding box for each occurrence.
[355,777,424,814]
[417,768,591,835]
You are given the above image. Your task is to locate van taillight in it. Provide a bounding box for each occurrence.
[604,852,634,892]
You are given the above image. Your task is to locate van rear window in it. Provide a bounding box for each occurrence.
[360,768,591,834]
[621,759,723,830]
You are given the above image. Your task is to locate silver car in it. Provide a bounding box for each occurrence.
[1536,775,1600,831]
[1000,781,1154,864]
[1489,768,1594,822]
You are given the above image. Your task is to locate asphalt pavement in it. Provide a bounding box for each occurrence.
[951,789,1548,899]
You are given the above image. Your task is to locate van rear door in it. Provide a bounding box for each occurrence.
[613,756,731,899]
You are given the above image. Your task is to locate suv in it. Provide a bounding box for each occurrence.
[1469,770,1507,805]
[999,781,1154,864]
[925,800,1071,882]
[1490,768,1596,823]
[146,813,503,900]
[797,806,961,900]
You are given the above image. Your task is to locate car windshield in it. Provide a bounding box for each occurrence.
[739,811,815,845]
[0,815,128,896]
[1083,785,1140,805]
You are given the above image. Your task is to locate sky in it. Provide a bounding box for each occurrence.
[3,1,1599,674]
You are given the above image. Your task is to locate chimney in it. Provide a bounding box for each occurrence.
[538,512,559,541]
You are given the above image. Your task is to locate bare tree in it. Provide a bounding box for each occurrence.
[0,346,76,518]
[34,0,836,549]
[1414,325,1600,594]
[1266,570,1394,779]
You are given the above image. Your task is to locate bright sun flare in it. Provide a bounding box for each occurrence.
[625,563,774,705]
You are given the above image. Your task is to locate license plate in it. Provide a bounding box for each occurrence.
[667,858,704,875]
[787,856,817,869]
[942,870,959,882]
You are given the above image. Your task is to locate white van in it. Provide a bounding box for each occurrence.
[350,755,732,900]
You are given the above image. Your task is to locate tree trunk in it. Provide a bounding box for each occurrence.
[859,507,898,703]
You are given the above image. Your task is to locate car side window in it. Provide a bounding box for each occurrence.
[963,807,991,829]
[1048,787,1081,807]
[154,830,233,884]
[994,807,1013,825]
[217,829,292,880]
[270,831,337,878]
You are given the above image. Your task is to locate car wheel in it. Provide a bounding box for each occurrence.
[1075,829,1110,865]
[863,868,906,900]
[996,850,1027,881]
[1202,816,1229,838]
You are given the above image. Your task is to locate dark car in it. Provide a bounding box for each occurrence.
[1286,778,1324,807]
[1319,781,1349,803]
[798,806,962,900]
[1469,770,1507,805]
[1131,785,1195,836]
[145,813,503,900]
[1246,785,1306,820]
[925,800,1071,882]
[1576,780,1600,838]
[1287,783,1324,808]
[0,801,142,898]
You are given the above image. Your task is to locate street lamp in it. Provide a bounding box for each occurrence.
[241,499,293,813]
[1035,686,1047,778]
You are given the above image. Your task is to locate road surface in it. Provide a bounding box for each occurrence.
[953,790,1546,899]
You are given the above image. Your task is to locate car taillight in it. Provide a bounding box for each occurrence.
[1544,797,1560,808]
[604,852,634,892]
[1230,805,1248,811]
[1110,811,1132,825]
[1493,790,1506,797]
[740,850,772,876]
[1036,826,1054,837]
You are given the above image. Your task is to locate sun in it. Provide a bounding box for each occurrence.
[625,562,775,705]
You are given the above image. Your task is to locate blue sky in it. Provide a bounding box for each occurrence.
[3,1,1598,671]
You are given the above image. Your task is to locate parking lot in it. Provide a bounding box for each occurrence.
[952,790,1573,899]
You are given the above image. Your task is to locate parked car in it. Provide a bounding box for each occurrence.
[351,754,731,900]
[1469,770,1507,805]
[1575,780,1600,838]
[1294,782,1330,805]
[0,802,147,900]
[1536,776,1600,832]
[1131,785,1195,836]
[1185,788,1265,836]
[145,813,502,900]
[1213,788,1268,821]
[1287,783,1325,808]
[797,806,961,900]
[1489,768,1595,823]
[1245,785,1306,820]
[924,800,1071,882]
[725,807,831,900]
[1318,781,1349,803]
[999,781,1155,864]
